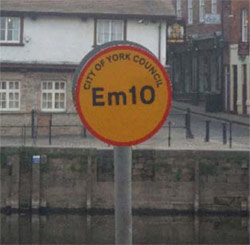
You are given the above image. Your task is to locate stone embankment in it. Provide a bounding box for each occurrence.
[1,147,249,213]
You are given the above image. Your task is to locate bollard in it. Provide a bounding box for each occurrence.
[222,123,227,145]
[168,121,171,147]
[185,108,194,139]
[205,120,210,142]
[229,122,232,148]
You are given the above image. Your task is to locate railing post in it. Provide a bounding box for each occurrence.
[168,121,171,147]
[23,124,26,146]
[49,114,52,145]
[31,109,35,139]
[222,122,227,145]
[81,126,87,138]
[83,126,87,138]
[185,108,194,139]
[205,120,210,142]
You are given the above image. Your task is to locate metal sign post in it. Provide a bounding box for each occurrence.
[114,146,132,244]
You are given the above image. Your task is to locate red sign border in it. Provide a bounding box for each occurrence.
[75,44,172,146]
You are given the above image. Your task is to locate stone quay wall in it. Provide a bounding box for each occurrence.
[0,147,249,212]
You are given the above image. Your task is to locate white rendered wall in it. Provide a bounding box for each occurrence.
[230,44,250,115]
[0,16,168,65]
[0,16,94,64]
[127,19,167,65]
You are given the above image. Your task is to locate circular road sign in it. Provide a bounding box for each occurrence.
[73,41,172,146]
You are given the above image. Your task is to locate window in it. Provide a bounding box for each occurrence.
[41,81,66,111]
[188,0,193,24]
[96,19,124,45]
[211,0,217,14]
[176,0,182,18]
[199,0,205,23]
[0,17,21,43]
[242,9,248,42]
[0,81,20,111]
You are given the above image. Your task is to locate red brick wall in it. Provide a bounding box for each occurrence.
[173,0,250,44]
[229,0,250,44]
[221,0,231,42]
[175,0,222,36]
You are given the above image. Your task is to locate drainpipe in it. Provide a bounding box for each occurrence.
[158,21,162,62]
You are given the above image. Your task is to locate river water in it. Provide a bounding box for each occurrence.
[1,213,249,244]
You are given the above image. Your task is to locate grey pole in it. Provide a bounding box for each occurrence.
[114,146,132,245]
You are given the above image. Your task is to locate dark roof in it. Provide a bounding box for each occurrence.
[0,0,175,18]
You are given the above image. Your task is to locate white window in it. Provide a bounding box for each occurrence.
[188,0,193,25]
[41,81,66,111]
[0,81,20,111]
[0,17,21,43]
[242,9,248,42]
[199,0,205,22]
[97,19,124,45]
[176,0,182,18]
[211,0,217,14]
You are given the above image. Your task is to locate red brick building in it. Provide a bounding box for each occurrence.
[168,0,249,115]
[222,0,250,115]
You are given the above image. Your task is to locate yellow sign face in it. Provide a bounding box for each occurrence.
[75,42,172,146]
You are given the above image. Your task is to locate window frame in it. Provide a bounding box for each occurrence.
[242,9,248,42]
[199,0,205,23]
[94,19,126,46]
[0,16,24,46]
[176,0,182,18]
[0,81,20,111]
[188,0,193,25]
[41,81,67,112]
[211,0,217,14]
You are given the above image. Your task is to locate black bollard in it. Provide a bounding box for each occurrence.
[168,121,172,147]
[185,108,194,139]
[222,123,227,145]
[205,120,210,142]
[229,122,232,148]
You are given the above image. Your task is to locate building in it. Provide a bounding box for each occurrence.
[0,0,175,135]
[222,0,250,115]
[168,0,249,115]
[168,0,224,109]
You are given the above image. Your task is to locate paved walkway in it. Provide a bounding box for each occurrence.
[1,126,249,151]
[1,101,249,151]
[173,101,250,126]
